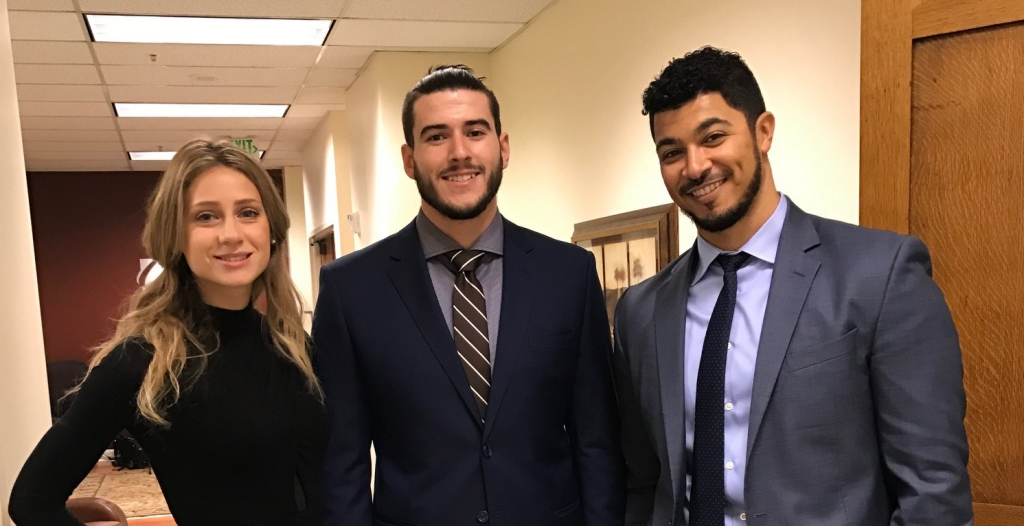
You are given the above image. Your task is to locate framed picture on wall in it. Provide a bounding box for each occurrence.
[572,204,680,337]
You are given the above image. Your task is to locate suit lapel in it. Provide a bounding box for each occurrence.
[656,246,696,504]
[483,220,535,441]
[386,221,483,428]
[747,205,821,458]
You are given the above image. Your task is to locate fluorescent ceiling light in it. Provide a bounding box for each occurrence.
[130,150,265,161]
[115,103,288,118]
[85,14,332,46]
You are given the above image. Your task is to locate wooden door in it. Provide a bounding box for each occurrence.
[309,226,336,307]
[861,1,1024,523]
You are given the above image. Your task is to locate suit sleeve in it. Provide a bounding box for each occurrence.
[312,266,373,525]
[567,251,626,525]
[612,287,661,526]
[8,342,147,526]
[870,236,973,525]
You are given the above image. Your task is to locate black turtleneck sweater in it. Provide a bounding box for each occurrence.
[9,306,328,526]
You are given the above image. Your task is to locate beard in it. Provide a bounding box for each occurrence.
[681,149,763,233]
[414,160,503,221]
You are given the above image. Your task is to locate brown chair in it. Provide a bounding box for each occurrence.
[67,497,128,526]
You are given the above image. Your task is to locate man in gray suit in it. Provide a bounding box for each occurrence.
[613,46,973,526]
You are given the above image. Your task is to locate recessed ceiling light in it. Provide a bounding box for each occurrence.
[130,150,265,161]
[85,14,333,46]
[114,103,288,118]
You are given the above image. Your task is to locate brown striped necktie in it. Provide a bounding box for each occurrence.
[441,249,490,418]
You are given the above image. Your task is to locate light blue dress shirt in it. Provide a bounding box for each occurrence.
[684,194,788,525]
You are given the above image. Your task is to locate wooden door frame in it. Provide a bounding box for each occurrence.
[860,0,1024,234]
[860,1,1024,521]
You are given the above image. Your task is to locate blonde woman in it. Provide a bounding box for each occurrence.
[9,140,327,526]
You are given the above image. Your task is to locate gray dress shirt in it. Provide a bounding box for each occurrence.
[415,210,504,365]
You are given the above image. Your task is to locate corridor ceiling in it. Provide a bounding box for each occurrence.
[8,0,556,171]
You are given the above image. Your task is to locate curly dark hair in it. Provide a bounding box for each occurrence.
[401,64,501,146]
[641,46,765,136]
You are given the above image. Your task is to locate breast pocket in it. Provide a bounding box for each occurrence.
[527,329,577,352]
[784,328,858,372]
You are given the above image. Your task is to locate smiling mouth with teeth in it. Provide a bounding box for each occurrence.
[689,179,724,198]
[444,172,480,183]
[216,254,250,262]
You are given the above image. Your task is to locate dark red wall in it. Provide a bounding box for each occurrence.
[27,171,162,364]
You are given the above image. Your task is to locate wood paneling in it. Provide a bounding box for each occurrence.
[910,17,1024,517]
[976,503,1024,526]
[859,0,913,233]
[914,0,1024,38]
[863,1,1024,521]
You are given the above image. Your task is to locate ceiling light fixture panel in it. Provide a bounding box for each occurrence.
[114,103,288,118]
[85,14,333,46]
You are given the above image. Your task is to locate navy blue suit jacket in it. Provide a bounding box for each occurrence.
[312,217,625,526]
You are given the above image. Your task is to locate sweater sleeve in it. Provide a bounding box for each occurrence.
[8,340,151,526]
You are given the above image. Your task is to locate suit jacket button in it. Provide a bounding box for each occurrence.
[476,510,490,523]
[482,445,492,458]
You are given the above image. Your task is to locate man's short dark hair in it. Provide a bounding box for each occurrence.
[402,65,502,146]
[641,46,766,136]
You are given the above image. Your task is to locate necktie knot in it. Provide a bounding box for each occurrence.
[443,249,486,275]
[716,252,750,274]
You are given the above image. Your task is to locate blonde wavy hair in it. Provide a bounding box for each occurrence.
[79,139,320,426]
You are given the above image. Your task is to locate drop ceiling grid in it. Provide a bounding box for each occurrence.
[8,0,557,170]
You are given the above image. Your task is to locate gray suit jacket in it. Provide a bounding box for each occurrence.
[613,202,972,526]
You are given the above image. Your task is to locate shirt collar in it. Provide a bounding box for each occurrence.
[415,209,505,260]
[691,193,789,285]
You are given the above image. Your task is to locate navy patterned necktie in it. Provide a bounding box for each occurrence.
[690,252,750,526]
[440,249,491,418]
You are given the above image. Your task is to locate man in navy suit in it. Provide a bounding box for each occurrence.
[312,65,624,526]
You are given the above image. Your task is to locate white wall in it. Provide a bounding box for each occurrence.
[488,0,862,244]
[345,51,491,247]
[301,114,339,244]
[283,165,314,327]
[0,0,53,522]
[300,111,357,257]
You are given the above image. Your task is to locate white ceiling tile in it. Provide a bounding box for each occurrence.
[101,65,310,87]
[267,141,307,152]
[122,130,277,143]
[14,64,102,84]
[25,151,128,161]
[26,159,130,171]
[78,0,347,17]
[20,116,115,130]
[279,116,322,130]
[129,160,170,171]
[123,141,189,152]
[126,139,272,152]
[117,117,283,130]
[305,68,358,87]
[343,0,555,23]
[295,87,346,104]
[16,84,107,102]
[108,85,298,104]
[262,150,303,162]
[23,141,124,152]
[21,129,121,141]
[94,43,321,68]
[273,128,315,142]
[286,104,345,118]
[317,46,373,69]
[11,41,94,64]
[8,11,87,41]
[20,101,112,117]
[8,0,75,10]
[326,19,519,49]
